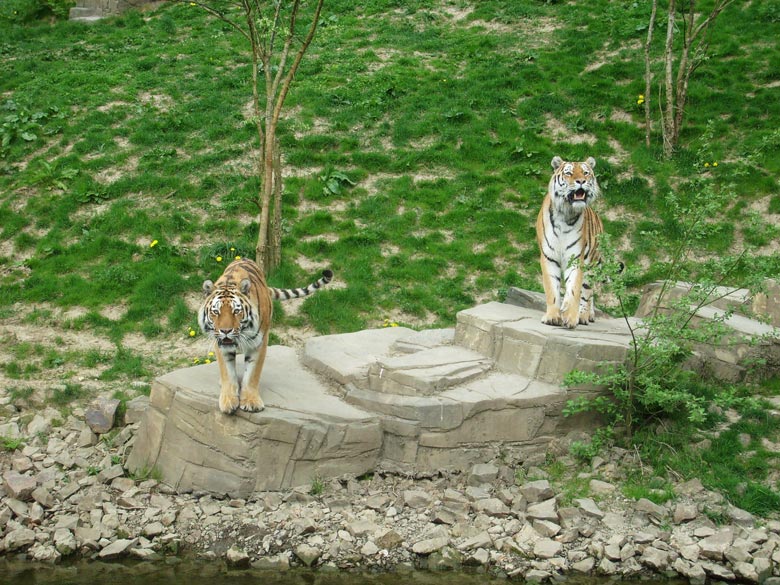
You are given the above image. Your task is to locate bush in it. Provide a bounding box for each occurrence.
[563,177,767,454]
[0,0,74,22]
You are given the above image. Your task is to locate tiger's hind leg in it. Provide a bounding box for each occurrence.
[239,335,267,412]
[578,281,595,325]
[216,348,240,414]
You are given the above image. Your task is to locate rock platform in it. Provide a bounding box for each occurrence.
[128,294,638,497]
[127,284,779,497]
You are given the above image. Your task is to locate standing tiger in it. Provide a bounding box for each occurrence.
[536,156,603,329]
[198,258,333,414]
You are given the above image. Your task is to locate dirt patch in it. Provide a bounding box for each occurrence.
[605,137,629,167]
[545,114,598,147]
[97,101,131,113]
[584,40,642,74]
[138,92,174,112]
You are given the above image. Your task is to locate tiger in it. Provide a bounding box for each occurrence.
[198,258,333,414]
[535,156,603,329]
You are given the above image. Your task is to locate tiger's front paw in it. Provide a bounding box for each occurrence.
[239,395,265,412]
[541,307,562,326]
[240,388,265,412]
[561,307,580,329]
[578,311,592,325]
[219,386,240,414]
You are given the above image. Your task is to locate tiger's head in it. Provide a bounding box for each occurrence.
[198,279,259,352]
[549,156,600,213]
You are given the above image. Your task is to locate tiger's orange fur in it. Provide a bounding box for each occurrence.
[536,156,603,329]
[198,258,332,414]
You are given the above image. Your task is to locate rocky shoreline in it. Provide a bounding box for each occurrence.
[1,403,780,584]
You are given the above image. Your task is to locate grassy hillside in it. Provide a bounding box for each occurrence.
[1,0,779,400]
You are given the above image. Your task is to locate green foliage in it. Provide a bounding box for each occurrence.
[622,475,675,505]
[0,1,778,417]
[129,465,163,482]
[563,175,770,460]
[628,396,780,516]
[51,382,87,406]
[318,168,355,197]
[310,475,326,496]
[99,346,149,381]
[1,436,25,451]
[0,0,74,23]
[0,100,62,154]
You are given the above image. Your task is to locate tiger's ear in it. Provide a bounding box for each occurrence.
[586,156,596,169]
[202,280,214,296]
[551,156,564,170]
[240,278,252,295]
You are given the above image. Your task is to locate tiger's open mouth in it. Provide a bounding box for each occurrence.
[571,188,587,202]
[218,338,236,346]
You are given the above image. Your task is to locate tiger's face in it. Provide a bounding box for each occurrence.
[549,156,600,213]
[198,279,259,351]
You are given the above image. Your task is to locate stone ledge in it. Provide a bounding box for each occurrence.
[127,346,382,496]
[128,289,775,494]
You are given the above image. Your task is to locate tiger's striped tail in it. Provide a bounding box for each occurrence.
[270,269,334,300]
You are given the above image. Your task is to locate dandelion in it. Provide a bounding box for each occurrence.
[230,247,236,252]
[713,162,718,167]
[637,94,645,105]
[204,358,212,364]
[193,358,201,364]
[216,256,223,262]
[235,255,241,260]
[150,239,159,248]
[189,328,196,337]
[208,351,215,357]
[704,162,710,168]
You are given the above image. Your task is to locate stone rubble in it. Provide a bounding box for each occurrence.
[1,406,780,584]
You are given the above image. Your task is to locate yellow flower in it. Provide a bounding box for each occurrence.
[230,247,235,252]
[713,162,718,167]
[704,162,710,167]
[150,239,158,248]
[204,359,212,364]
[208,351,215,357]
[216,256,223,262]
[193,358,200,364]
[189,329,196,337]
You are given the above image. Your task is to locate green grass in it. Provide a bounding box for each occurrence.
[1,3,780,492]
[629,395,780,516]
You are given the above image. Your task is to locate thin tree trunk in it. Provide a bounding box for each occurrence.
[662,0,677,158]
[270,137,283,270]
[185,0,324,274]
[644,0,658,148]
[256,121,276,268]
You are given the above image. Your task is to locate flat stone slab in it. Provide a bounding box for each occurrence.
[455,302,633,385]
[391,328,455,354]
[368,345,493,396]
[127,346,382,496]
[302,327,414,386]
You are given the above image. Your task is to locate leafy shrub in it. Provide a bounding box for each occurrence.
[0,0,74,22]
[563,178,767,453]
